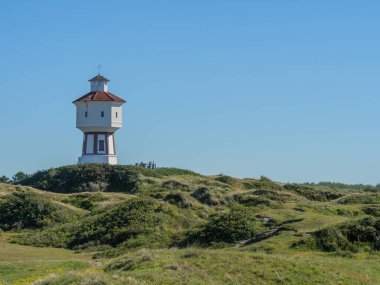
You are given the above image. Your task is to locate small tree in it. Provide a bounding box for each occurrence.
[0,176,10,184]
[12,171,30,183]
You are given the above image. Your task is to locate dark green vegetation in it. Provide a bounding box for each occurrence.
[20,164,199,193]
[186,205,264,245]
[295,217,380,253]
[2,164,380,284]
[0,191,77,230]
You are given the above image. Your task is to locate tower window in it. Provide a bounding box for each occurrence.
[85,111,88,118]
[101,111,104,117]
[116,112,118,118]
[98,140,105,151]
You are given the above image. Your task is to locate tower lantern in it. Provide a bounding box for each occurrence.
[89,74,109,92]
[73,74,126,165]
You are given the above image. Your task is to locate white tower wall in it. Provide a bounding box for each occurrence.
[75,101,123,132]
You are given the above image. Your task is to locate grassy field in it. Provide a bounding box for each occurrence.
[1,165,380,284]
[0,236,91,284]
[2,238,380,284]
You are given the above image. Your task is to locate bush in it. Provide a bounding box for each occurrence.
[295,217,380,252]
[63,193,107,210]
[162,180,190,191]
[188,205,263,244]
[19,197,192,250]
[0,191,69,230]
[337,193,380,204]
[363,206,380,217]
[260,176,272,182]
[20,164,140,193]
[153,168,201,177]
[242,180,282,191]
[104,251,155,272]
[284,184,342,201]
[66,198,166,248]
[19,165,201,194]
[164,191,194,208]
[214,175,235,185]
[229,192,272,207]
[191,187,225,206]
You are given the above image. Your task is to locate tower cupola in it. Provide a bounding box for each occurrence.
[89,74,110,92]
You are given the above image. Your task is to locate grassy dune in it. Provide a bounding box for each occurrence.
[0,165,380,284]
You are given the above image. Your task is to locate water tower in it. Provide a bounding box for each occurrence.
[73,74,126,164]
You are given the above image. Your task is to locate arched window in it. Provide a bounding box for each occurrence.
[101,111,104,117]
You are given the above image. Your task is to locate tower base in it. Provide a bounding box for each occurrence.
[78,155,118,165]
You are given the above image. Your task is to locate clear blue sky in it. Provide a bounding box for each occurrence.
[1,0,380,184]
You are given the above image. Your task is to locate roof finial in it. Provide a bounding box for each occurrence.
[97,65,102,75]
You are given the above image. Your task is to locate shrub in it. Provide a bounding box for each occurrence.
[19,197,193,249]
[162,180,190,191]
[67,198,166,248]
[337,193,380,205]
[0,191,69,230]
[242,180,283,191]
[312,227,356,252]
[104,251,154,272]
[229,192,272,207]
[284,184,342,201]
[153,168,201,177]
[164,191,194,208]
[295,217,380,252]
[191,187,225,206]
[363,206,380,217]
[20,164,140,193]
[20,165,201,194]
[188,205,263,244]
[63,193,107,210]
[260,176,272,182]
[214,175,235,185]
[105,256,136,271]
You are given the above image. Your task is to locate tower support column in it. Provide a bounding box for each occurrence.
[78,132,117,165]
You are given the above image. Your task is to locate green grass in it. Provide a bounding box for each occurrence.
[100,248,380,285]
[4,236,380,285]
[15,247,380,285]
[0,235,91,285]
[2,165,380,284]
[0,260,89,285]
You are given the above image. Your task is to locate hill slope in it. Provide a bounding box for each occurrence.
[1,164,380,284]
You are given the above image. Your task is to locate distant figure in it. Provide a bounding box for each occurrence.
[135,161,157,169]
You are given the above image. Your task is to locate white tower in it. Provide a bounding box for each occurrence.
[73,74,126,165]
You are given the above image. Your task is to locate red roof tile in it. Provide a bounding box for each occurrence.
[73,92,126,103]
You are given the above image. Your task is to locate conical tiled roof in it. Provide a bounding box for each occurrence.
[73,91,125,103]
